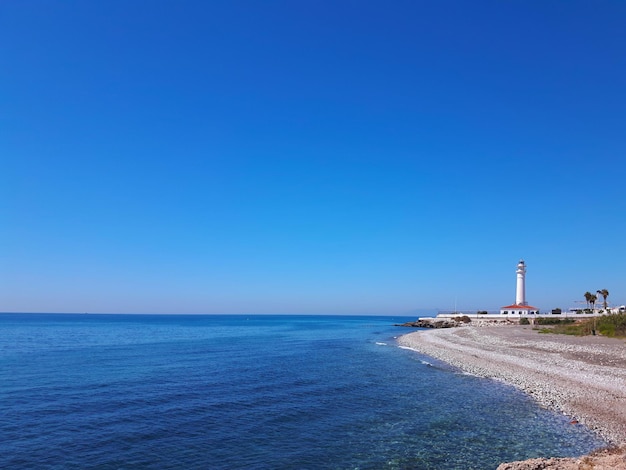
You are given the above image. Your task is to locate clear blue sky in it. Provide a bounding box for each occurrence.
[2,1,625,314]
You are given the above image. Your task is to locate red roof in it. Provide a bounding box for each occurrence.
[501,304,538,310]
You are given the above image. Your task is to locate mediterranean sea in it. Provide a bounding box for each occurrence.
[0,314,605,469]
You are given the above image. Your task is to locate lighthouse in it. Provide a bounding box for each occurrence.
[500,259,538,315]
[516,259,527,306]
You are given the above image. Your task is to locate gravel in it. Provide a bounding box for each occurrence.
[398,325,626,444]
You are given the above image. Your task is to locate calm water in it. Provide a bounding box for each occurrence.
[0,314,606,469]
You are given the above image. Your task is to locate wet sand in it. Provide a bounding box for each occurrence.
[398,325,626,446]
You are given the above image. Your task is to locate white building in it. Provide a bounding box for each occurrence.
[500,260,539,315]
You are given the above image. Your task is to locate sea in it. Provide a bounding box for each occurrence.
[0,314,607,469]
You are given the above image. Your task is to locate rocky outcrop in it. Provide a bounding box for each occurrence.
[395,318,469,328]
[497,444,626,469]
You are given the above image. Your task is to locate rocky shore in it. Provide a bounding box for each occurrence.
[496,443,626,470]
[398,326,626,469]
[395,318,466,328]
[396,317,515,328]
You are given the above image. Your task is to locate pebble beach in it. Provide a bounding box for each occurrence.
[398,325,626,469]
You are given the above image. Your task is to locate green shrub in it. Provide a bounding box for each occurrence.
[596,313,626,337]
[536,318,575,325]
[519,317,530,325]
[541,323,588,335]
[563,324,589,335]
[538,315,626,337]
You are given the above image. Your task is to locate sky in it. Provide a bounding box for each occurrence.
[2,1,625,315]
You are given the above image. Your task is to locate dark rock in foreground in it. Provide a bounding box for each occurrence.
[497,444,626,469]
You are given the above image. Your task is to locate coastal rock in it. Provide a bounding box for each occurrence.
[496,444,626,469]
[396,317,469,328]
[497,457,574,469]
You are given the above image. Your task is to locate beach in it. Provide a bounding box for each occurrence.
[398,325,626,468]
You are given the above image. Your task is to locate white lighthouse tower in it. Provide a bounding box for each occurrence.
[500,259,538,315]
[516,259,527,306]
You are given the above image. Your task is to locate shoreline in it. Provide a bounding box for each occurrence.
[397,325,626,467]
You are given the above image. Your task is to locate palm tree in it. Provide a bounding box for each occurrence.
[597,289,609,311]
[584,291,593,308]
[590,294,597,311]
